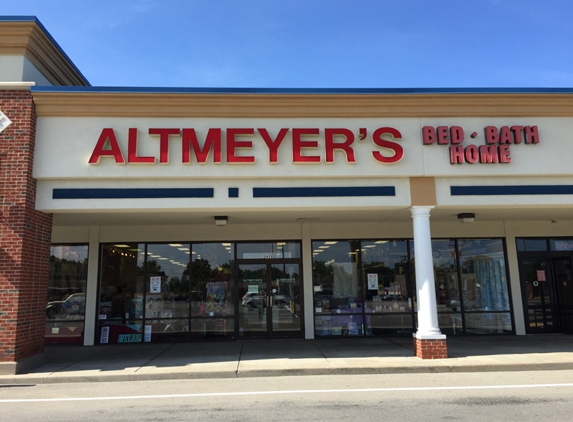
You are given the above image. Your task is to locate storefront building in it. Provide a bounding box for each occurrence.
[1,17,573,373]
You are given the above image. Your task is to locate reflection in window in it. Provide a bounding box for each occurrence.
[46,245,88,344]
[144,244,191,340]
[458,240,512,335]
[313,241,363,336]
[98,244,145,344]
[459,239,509,312]
[431,240,460,314]
[190,243,235,339]
[550,238,573,252]
[516,238,548,252]
[237,242,300,259]
[362,240,413,335]
[411,238,512,335]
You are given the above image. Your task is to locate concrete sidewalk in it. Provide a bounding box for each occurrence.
[1,335,573,384]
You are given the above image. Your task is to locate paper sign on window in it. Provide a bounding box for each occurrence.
[100,326,109,344]
[150,276,161,293]
[367,274,378,290]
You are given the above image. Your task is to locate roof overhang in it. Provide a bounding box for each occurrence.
[0,16,89,86]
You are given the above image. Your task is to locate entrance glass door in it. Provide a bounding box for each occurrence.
[520,258,558,333]
[238,262,302,338]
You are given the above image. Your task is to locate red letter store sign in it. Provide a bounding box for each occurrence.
[88,126,404,165]
[422,125,540,164]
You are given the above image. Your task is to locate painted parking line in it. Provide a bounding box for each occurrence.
[1,383,573,403]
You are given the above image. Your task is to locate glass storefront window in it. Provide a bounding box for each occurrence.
[46,245,88,344]
[464,313,512,334]
[237,242,300,259]
[550,238,573,252]
[411,238,512,335]
[431,240,460,313]
[458,239,510,312]
[516,238,548,252]
[313,240,362,336]
[145,243,191,340]
[92,236,513,342]
[190,243,235,339]
[362,240,413,335]
[98,243,145,344]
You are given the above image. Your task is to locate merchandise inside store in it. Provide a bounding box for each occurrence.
[46,237,515,344]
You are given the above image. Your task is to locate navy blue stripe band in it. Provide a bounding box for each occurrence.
[53,188,214,199]
[451,185,573,196]
[253,187,395,198]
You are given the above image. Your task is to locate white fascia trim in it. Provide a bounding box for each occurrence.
[0,82,36,90]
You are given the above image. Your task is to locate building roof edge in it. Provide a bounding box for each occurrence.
[29,86,573,95]
[0,16,90,86]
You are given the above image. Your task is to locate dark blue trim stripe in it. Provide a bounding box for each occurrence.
[253,187,395,198]
[451,185,573,196]
[30,86,573,94]
[53,188,213,199]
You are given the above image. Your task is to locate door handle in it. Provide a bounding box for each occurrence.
[267,295,272,308]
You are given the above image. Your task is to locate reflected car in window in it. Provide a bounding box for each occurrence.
[46,293,85,319]
[241,293,290,309]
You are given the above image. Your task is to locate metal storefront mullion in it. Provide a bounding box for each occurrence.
[406,239,417,333]
[502,238,516,334]
[94,243,104,345]
[233,242,239,339]
[186,242,192,342]
[454,239,467,335]
[141,244,148,343]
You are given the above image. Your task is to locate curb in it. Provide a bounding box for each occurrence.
[2,361,573,385]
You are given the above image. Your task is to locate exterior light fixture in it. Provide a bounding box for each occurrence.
[457,213,475,223]
[214,216,228,226]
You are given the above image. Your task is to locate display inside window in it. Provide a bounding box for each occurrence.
[144,243,191,339]
[98,243,145,343]
[362,240,412,315]
[430,240,460,313]
[188,243,235,338]
[45,244,89,344]
[313,240,362,315]
[458,239,510,313]
[313,240,364,336]
[412,238,511,335]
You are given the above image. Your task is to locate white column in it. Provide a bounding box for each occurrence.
[411,206,444,338]
[301,222,315,339]
[83,226,100,346]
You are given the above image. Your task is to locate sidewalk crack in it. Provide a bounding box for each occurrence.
[134,343,174,373]
[386,338,414,351]
[311,340,330,366]
[235,341,244,377]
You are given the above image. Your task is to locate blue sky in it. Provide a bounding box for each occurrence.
[3,0,573,88]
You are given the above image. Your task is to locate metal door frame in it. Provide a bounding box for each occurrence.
[235,258,304,339]
[518,254,560,333]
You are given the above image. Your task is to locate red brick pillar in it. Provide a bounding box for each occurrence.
[413,335,448,359]
[0,89,52,371]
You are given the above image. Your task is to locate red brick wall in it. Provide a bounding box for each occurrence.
[0,90,52,362]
